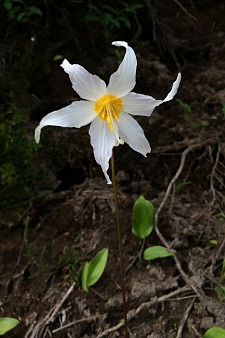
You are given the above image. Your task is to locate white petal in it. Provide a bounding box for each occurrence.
[61,59,107,101]
[89,118,118,184]
[107,41,137,97]
[35,101,96,143]
[119,112,151,156]
[163,73,181,102]
[122,92,163,117]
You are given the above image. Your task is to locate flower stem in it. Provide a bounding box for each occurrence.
[111,150,129,338]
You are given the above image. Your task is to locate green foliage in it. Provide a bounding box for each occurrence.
[143,246,174,261]
[53,54,64,62]
[23,217,80,282]
[219,258,225,283]
[214,258,225,299]
[176,181,191,194]
[132,196,155,239]
[222,103,225,119]
[85,2,143,38]
[203,327,225,338]
[81,248,108,292]
[131,197,174,263]
[3,0,42,22]
[219,212,225,221]
[0,103,47,206]
[215,286,225,299]
[0,318,20,335]
[209,239,218,246]
[176,99,192,114]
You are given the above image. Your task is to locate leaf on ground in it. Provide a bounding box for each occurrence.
[204,327,225,338]
[0,318,20,335]
[132,195,155,239]
[81,248,108,292]
[143,246,174,261]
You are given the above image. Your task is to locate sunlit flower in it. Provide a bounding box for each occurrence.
[35,41,181,184]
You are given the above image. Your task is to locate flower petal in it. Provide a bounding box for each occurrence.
[122,92,163,117]
[163,72,181,102]
[89,118,118,184]
[107,41,137,97]
[119,112,151,156]
[122,72,181,117]
[61,59,107,101]
[35,101,96,143]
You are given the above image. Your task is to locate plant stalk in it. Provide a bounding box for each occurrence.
[111,150,129,338]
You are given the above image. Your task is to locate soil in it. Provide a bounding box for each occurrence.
[1,1,225,338]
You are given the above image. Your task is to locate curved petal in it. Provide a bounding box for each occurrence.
[163,72,181,102]
[107,41,137,97]
[61,59,107,101]
[119,112,151,156]
[122,72,181,117]
[89,118,118,184]
[35,101,96,143]
[122,92,163,117]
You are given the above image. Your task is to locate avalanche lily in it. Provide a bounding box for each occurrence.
[35,41,181,184]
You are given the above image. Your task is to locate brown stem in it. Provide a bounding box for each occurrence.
[111,150,129,338]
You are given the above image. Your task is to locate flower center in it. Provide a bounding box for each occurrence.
[94,94,123,131]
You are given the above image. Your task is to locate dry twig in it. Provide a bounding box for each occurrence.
[154,144,206,297]
[209,142,221,206]
[96,286,191,338]
[25,283,76,338]
[175,298,195,338]
[209,238,225,274]
[173,0,197,21]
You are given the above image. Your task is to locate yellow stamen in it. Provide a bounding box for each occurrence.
[95,94,123,131]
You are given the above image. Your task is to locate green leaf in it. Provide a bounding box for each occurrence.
[4,1,13,11]
[53,54,64,62]
[17,12,27,22]
[204,327,225,338]
[209,239,218,246]
[81,262,90,292]
[132,196,155,239]
[144,246,174,261]
[81,248,108,292]
[0,318,20,335]
[176,181,191,194]
[27,6,43,16]
[220,258,225,282]
[215,286,225,299]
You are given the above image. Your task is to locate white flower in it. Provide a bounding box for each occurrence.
[35,41,181,184]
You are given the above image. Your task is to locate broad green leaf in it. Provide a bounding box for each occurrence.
[81,248,108,292]
[204,327,225,338]
[132,196,155,239]
[144,246,174,261]
[0,317,20,335]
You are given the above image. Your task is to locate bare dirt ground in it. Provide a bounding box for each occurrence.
[1,1,225,337]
